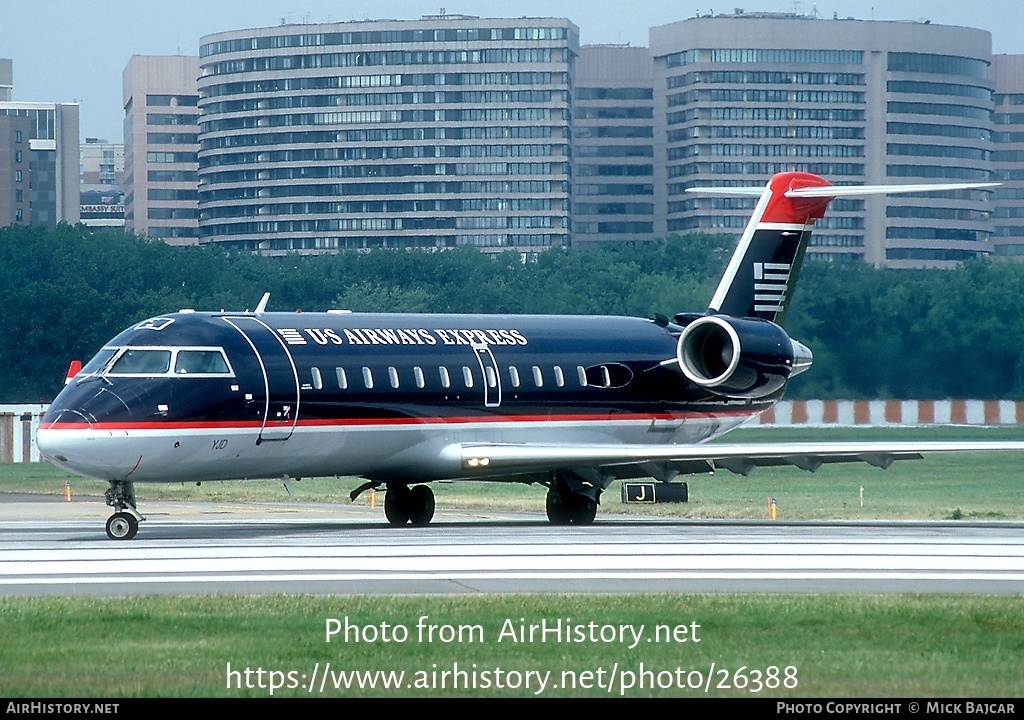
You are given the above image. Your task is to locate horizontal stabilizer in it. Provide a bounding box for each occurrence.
[785,182,998,198]
[690,173,1000,324]
[685,186,765,196]
[686,182,998,198]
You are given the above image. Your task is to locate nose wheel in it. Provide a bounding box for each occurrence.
[106,512,139,540]
[104,480,144,540]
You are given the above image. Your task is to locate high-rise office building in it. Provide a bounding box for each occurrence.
[123,55,200,244]
[0,59,12,101]
[0,114,31,227]
[0,59,79,229]
[650,12,995,267]
[80,137,125,228]
[992,54,1024,257]
[196,15,576,254]
[112,14,1022,268]
[571,45,655,246]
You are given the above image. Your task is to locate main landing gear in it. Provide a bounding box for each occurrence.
[544,472,601,525]
[384,484,435,526]
[545,488,598,525]
[104,479,143,540]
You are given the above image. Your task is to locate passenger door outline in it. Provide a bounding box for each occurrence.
[472,343,501,408]
[223,317,300,442]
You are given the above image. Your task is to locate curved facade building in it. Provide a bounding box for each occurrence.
[651,13,995,267]
[197,15,576,254]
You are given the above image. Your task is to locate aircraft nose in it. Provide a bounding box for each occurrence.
[37,425,78,464]
[37,409,93,461]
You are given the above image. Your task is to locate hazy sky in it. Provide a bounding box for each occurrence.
[2,0,1022,142]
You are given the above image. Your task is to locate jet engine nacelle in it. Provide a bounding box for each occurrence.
[676,315,813,399]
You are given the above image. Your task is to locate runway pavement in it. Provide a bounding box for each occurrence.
[1,493,1023,595]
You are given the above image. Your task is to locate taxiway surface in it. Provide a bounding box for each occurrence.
[1,494,1023,595]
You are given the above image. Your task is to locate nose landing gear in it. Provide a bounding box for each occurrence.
[104,480,143,540]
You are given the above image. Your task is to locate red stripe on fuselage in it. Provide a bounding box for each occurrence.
[42,409,758,432]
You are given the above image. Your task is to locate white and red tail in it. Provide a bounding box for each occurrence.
[687,172,997,325]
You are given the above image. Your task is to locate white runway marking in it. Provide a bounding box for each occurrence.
[1,504,1023,594]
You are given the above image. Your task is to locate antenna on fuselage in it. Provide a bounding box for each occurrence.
[255,292,271,315]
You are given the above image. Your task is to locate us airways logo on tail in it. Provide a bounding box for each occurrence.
[753,262,791,314]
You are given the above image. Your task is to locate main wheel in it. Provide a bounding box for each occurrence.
[545,490,572,525]
[407,485,435,526]
[568,496,598,525]
[384,486,412,525]
[105,512,138,540]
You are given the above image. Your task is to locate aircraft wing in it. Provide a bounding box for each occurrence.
[456,440,1024,477]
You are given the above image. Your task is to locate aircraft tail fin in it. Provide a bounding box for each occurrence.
[687,173,998,326]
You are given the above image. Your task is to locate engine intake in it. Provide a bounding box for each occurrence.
[676,315,812,399]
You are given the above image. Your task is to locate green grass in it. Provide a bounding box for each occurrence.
[6,425,1024,520]
[0,594,1022,697]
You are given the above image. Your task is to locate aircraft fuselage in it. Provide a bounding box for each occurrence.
[39,311,770,486]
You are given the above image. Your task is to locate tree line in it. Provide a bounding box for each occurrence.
[1,223,1021,402]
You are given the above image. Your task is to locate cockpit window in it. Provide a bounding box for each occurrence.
[79,348,118,376]
[109,349,172,375]
[175,350,230,375]
[96,346,234,378]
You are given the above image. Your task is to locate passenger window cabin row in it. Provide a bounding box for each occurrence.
[309,364,597,391]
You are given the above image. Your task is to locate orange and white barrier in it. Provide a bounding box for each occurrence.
[757,400,1024,426]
